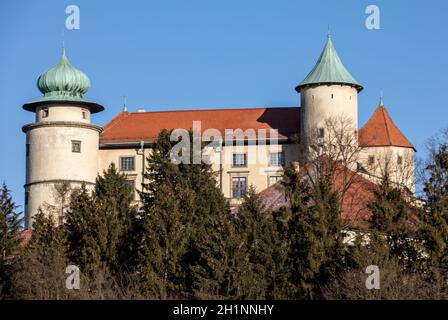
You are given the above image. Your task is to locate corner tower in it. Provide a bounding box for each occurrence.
[22,48,104,227]
[296,34,363,154]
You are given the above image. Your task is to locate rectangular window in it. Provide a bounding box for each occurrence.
[397,155,403,166]
[232,177,247,199]
[42,108,49,118]
[268,176,282,186]
[26,144,30,157]
[25,191,29,205]
[72,140,81,153]
[368,155,375,165]
[232,153,247,167]
[82,111,87,119]
[269,152,285,166]
[120,156,135,171]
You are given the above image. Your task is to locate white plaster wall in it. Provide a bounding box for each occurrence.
[300,85,358,138]
[98,143,300,202]
[359,146,415,192]
[26,126,99,183]
[36,105,90,123]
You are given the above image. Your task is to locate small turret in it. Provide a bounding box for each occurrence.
[296,34,362,155]
[22,48,104,227]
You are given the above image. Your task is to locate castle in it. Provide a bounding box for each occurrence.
[22,34,415,227]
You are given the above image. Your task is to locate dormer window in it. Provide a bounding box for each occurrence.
[42,108,49,118]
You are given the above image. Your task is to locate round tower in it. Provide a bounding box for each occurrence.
[22,48,104,227]
[296,34,363,155]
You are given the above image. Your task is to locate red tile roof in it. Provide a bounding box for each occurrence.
[100,107,301,144]
[257,159,419,229]
[258,160,376,228]
[359,106,414,150]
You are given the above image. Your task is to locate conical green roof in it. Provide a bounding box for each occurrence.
[23,48,104,113]
[296,35,363,92]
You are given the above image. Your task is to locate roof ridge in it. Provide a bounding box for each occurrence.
[126,106,300,115]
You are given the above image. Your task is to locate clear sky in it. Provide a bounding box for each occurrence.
[1,0,447,211]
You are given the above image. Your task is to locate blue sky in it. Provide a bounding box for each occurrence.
[1,0,447,210]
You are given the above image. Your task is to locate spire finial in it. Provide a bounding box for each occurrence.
[327,25,331,39]
[123,95,128,112]
[379,90,384,106]
[61,28,66,57]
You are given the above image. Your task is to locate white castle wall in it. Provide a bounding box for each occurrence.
[300,84,358,139]
[24,104,102,227]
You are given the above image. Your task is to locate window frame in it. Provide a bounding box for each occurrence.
[71,140,81,153]
[42,108,49,118]
[232,153,247,168]
[231,176,247,199]
[120,156,135,172]
[269,151,285,167]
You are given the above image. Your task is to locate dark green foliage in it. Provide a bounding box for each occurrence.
[94,163,138,271]
[137,130,231,299]
[368,176,423,272]
[0,184,22,298]
[65,164,138,275]
[12,210,69,299]
[277,164,344,299]
[65,185,103,274]
[236,187,288,299]
[422,143,448,273]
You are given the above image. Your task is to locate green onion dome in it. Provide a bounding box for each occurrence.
[37,48,91,99]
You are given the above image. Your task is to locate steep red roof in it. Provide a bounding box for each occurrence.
[359,105,414,150]
[257,159,420,229]
[101,107,301,144]
[258,160,376,228]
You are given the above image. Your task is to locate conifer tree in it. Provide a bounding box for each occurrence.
[0,183,22,298]
[12,210,69,299]
[94,163,138,271]
[368,176,423,272]
[421,142,448,274]
[65,185,104,275]
[137,129,232,298]
[279,164,344,299]
[235,186,288,299]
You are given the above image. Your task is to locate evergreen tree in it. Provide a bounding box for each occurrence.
[136,130,232,298]
[421,142,448,274]
[94,163,138,271]
[12,210,69,299]
[278,165,344,299]
[65,185,104,275]
[368,176,423,272]
[65,165,139,276]
[236,186,288,299]
[0,183,22,298]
